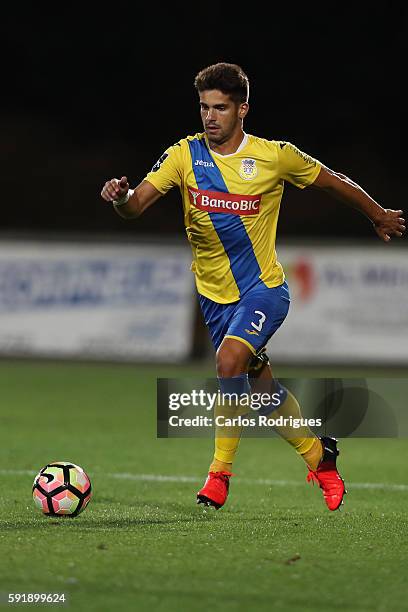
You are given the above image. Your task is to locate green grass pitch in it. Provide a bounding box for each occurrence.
[0,361,408,611]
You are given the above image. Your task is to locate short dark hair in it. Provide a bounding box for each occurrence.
[194,63,249,104]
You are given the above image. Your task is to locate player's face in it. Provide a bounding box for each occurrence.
[199,90,248,145]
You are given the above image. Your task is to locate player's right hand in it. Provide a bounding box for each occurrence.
[101,176,129,202]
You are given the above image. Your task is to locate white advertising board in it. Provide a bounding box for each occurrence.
[0,241,195,362]
[270,245,408,364]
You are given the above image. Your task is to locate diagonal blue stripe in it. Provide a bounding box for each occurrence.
[188,137,264,298]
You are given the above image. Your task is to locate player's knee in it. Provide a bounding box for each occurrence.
[216,344,249,378]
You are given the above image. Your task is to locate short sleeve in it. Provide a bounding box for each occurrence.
[144,143,183,194]
[277,142,321,188]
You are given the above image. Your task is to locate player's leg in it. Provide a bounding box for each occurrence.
[197,291,254,458]
[249,356,324,471]
[250,353,346,511]
[211,337,254,471]
[197,337,253,509]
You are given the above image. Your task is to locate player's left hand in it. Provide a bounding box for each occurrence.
[373,209,406,242]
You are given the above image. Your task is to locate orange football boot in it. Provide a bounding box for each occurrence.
[307,436,347,511]
[197,471,232,510]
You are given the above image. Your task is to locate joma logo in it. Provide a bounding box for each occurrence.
[194,160,215,167]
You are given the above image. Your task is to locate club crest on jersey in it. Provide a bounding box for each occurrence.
[239,158,258,181]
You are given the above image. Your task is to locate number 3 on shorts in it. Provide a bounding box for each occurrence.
[251,310,266,332]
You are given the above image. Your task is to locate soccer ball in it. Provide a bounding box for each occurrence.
[32,461,92,517]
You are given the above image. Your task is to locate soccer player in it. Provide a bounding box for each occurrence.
[101,63,405,512]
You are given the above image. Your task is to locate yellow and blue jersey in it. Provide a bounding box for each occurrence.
[144,133,321,304]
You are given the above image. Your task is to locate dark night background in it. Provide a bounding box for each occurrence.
[2,6,406,241]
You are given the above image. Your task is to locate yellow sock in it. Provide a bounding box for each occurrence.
[288,436,323,471]
[209,457,233,473]
[208,395,247,472]
[273,389,323,471]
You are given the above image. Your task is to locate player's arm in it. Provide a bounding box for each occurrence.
[101,143,182,219]
[311,166,406,242]
[100,176,162,219]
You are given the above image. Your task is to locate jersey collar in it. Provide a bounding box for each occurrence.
[206,132,249,158]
